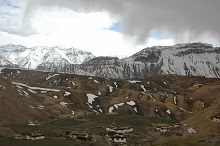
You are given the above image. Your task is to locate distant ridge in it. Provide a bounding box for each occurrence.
[0,44,95,69]
[0,42,220,78]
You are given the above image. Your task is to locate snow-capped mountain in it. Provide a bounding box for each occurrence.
[0,42,220,78]
[120,42,220,78]
[63,42,220,78]
[0,44,95,70]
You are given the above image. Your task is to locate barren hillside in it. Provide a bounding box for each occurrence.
[0,67,219,145]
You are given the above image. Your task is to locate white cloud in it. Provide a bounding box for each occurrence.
[0,7,143,57]
[31,8,113,34]
[0,28,138,58]
[0,1,179,57]
[1,0,220,58]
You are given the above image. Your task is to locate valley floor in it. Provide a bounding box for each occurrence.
[0,114,219,146]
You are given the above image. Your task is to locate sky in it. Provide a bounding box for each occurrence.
[0,0,220,57]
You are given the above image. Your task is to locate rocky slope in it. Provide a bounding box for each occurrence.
[65,42,220,78]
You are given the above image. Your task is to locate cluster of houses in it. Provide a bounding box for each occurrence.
[14,124,135,145]
[105,125,133,146]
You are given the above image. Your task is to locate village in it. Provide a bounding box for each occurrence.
[9,113,220,146]
[13,124,134,146]
[12,120,188,146]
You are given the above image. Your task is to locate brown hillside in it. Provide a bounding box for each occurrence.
[0,68,219,143]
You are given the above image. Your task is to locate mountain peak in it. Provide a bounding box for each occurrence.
[0,44,95,69]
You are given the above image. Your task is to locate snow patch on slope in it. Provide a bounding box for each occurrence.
[46,74,60,80]
[86,93,98,104]
[12,81,60,92]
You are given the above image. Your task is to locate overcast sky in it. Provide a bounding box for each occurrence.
[0,0,220,57]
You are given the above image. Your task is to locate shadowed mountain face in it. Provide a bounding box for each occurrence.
[0,42,220,78]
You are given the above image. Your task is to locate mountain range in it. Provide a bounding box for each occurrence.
[0,42,220,78]
[0,44,95,70]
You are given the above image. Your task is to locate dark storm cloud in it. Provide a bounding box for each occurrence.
[12,0,220,43]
